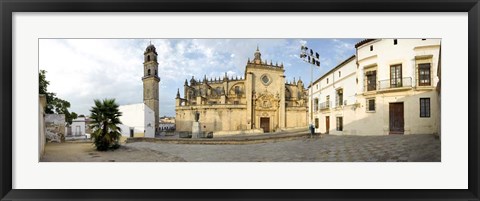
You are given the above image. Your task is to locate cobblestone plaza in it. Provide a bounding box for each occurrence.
[41,134,440,162]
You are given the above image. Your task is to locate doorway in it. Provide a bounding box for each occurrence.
[389,102,404,134]
[129,128,134,138]
[260,117,270,133]
[325,116,330,134]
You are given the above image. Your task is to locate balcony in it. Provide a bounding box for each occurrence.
[378,77,412,90]
[319,101,331,110]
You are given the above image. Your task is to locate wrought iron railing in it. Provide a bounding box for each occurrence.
[319,101,331,110]
[417,77,434,87]
[378,77,412,90]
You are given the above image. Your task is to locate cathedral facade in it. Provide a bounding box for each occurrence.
[175,47,308,135]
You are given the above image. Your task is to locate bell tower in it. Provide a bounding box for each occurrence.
[143,43,160,134]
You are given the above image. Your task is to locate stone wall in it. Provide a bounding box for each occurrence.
[45,114,66,142]
[39,95,47,160]
[176,105,247,133]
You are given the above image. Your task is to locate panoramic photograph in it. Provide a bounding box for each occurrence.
[38,38,441,162]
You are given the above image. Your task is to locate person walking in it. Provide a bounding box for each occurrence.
[309,124,315,138]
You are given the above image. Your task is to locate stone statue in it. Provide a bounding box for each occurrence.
[194,111,200,122]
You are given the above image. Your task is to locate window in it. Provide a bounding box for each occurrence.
[285,89,291,99]
[235,86,241,95]
[370,45,373,51]
[390,64,402,88]
[261,74,271,85]
[262,75,269,83]
[315,118,319,128]
[422,39,427,41]
[314,98,319,112]
[327,78,329,84]
[155,70,157,76]
[147,69,151,76]
[336,89,343,107]
[366,70,376,91]
[336,117,343,131]
[216,87,222,95]
[418,63,431,86]
[147,55,150,61]
[367,99,375,112]
[338,71,341,77]
[394,39,398,45]
[234,101,240,105]
[326,95,330,108]
[420,98,431,117]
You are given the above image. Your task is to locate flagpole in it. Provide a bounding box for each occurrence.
[309,61,318,128]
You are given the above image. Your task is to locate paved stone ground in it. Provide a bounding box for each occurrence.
[126,134,441,162]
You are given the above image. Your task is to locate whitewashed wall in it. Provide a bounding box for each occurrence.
[144,104,155,138]
[311,57,357,134]
[118,103,155,138]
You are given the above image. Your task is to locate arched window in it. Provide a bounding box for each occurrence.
[235,86,241,95]
[285,88,291,99]
[148,69,151,76]
[147,55,151,61]
[188,90,194,99]
[155,70,157,76]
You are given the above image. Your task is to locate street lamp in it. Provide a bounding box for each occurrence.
[300,45,320,131]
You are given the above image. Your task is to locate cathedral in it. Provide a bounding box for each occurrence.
[175,47,308,135]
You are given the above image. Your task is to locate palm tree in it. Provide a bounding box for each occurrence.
[89,99,122,151]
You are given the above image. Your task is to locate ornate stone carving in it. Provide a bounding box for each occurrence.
[255,91,280,110]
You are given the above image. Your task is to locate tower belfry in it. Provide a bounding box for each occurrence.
[143,43,160,134]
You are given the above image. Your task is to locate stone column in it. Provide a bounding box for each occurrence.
[279,75,286,128]
[246,72,253,129]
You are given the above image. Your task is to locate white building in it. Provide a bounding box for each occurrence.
[118,103,155,138]
[310,39,441,135]
[65,117,89,140]
[311,55,357,134]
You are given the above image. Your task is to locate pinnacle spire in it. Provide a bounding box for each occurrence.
[254,45,262,63]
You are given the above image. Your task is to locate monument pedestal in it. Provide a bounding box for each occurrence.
[192,122,201,138]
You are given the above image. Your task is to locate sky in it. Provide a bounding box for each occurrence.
[39,38,362,117]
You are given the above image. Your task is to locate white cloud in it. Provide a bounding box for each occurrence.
[39,38,359,117]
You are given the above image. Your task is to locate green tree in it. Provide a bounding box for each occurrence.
[89,99,123,151]
[39,70,76,125]
[70,112,78,120]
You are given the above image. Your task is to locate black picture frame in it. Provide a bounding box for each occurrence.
[1,0,479,200]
